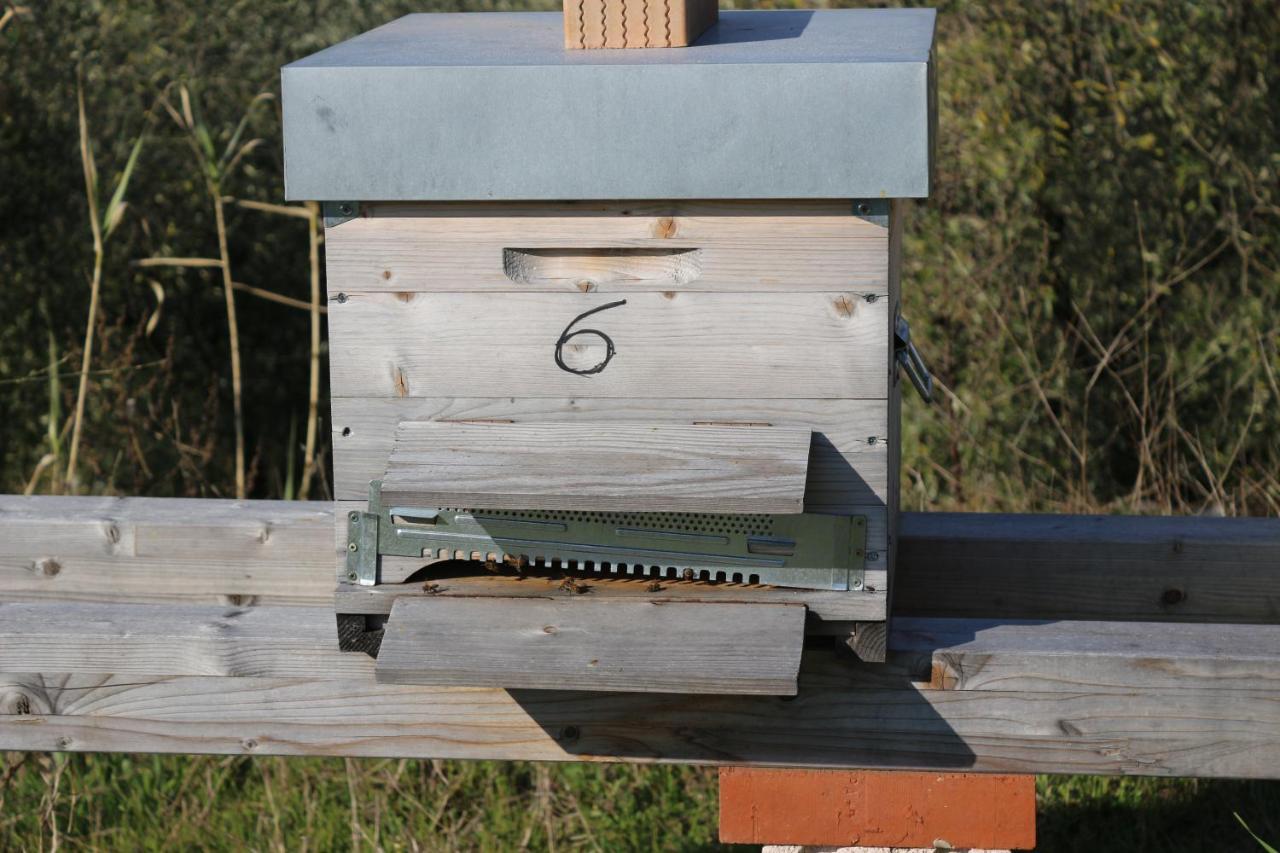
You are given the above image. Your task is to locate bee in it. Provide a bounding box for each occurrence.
[645,580,663,592]
[558,577,589,595]
[484,558,500,574]
[504,554,529,576]
[422,582,441,595]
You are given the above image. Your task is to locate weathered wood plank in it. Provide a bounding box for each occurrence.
[890,617,1280,693]
[0,496,333,606]
[3,653,1279,777]
[0,601,362,678]
[6,498,1274,624]
[327,291,889,400]
[334,574,889,625]
[376,597,806,695]
[894,512,1280,623]
[331,397,890,505]
[325,201,888,293]
[381,421,811,514]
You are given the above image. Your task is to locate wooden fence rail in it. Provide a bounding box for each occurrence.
[2,496,1278,778]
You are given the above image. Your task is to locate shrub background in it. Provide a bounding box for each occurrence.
[1,0,1277,849]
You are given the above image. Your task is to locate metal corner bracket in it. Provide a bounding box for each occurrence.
[851,199,890,228]
[322,201,360,228]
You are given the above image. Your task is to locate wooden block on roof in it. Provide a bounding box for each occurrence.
[380,421,811,514]
[564,0,718,49]
[375,596,806,694]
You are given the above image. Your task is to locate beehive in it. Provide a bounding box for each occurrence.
[283,9,936,683]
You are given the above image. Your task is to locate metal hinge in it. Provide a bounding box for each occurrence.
[895,316,934,403]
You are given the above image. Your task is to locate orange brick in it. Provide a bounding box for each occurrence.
[718,769,1035,850]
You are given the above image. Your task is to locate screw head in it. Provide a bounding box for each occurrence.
[348,542,358,552]
[346,571,358,581]
[867,436,878,445]
[851,579,864,591]
[335,292,348,304]
[349,511,358,520]
[864,293,878,303]
[338,202,353,216]
[857,202,871,214]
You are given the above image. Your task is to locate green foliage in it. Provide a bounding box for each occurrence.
[0,754,725,851]
[895,0,1280,515]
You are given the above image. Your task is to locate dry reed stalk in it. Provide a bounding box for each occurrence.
[299,201,322,499]
[210,188,246,498]
[66,79,143,493]
[66,84,104,493]
[158,85,272,499]
[0,5,31,33]
[229,197,324,499]
[233,281,324,314]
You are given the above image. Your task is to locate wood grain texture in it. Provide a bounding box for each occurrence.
[0,601,361,678]
[894,512,1280,623]
[334,574,889,624]
[890,617,1280,694]
[328,290,888,400]
[3,643,1280,777]
[7,498,1275,625]
[376,597,806,695]
[331,397,889,506]
[325,201,887,293]
[381,421,811,514]
[0,496,332,606]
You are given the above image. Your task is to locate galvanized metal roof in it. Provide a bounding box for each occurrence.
[282,9,936,201]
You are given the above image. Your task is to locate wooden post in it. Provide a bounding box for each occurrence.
[719,768,1036,851]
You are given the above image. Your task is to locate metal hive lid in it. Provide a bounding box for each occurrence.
[282,9,937,201]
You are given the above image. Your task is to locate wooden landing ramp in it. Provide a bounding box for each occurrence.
[2,496,1279,779]
[375,597,806,695]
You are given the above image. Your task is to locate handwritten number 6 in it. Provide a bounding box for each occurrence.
[554,300,627,376]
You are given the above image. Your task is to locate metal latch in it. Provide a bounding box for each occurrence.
[895,316,933,403]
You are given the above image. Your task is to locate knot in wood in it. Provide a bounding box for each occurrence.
[34,557,61,578]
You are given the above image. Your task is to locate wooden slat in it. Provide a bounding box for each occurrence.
[331,397,889,505]
[890,617,1280,693]
[3,612,1280,777]
[375,597,806,695]
[334,575,888,624]
[327,291,888,400]
[325,201,888,293]
[0,601,360,678]
[6,498,1276,625]
[894,512,1280,623]
[381,421,810,514]
[0,496,333,606]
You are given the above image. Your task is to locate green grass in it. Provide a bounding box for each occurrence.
[3,753,1278,851]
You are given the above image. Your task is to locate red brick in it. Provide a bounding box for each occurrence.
[718,769,1035,850]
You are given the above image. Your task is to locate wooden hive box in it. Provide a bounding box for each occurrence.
[282,9,936,689]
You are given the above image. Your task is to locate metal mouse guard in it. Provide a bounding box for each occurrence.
[346,480,868,593]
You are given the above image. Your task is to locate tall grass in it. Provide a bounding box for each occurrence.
[155,85,273,499]
[63,77,143,493]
